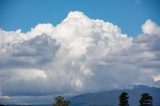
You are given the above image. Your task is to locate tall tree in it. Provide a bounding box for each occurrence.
[139,93,153,106]
[119,92,129,106]
[53,96,71,106]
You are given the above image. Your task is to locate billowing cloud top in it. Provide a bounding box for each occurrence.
[0,11,160,104]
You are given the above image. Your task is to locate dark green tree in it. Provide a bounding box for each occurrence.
[139,93,153,106]
[53,96,71,106]
[119,92,129,106]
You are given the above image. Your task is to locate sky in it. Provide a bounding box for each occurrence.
[0,0,160,36]
[0,0,160,105]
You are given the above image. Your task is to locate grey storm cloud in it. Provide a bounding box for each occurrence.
[0,34,59,69]
[0,11,160,102]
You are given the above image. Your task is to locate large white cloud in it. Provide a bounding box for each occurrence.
[0,11,160,104]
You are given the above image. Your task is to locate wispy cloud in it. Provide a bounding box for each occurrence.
[134,0,141,5]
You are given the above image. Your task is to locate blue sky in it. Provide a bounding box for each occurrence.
[0,0,160,36]
[0,0,160,104]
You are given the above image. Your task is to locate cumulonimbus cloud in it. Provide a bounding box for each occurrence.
[0,11,160,101]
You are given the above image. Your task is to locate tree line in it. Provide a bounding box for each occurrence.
[53,92,153,106]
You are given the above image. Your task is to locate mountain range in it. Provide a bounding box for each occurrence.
[70,85,160,106]
[1,85,159,106]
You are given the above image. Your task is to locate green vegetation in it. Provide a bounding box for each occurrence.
[53,96,71,106]
[119,92,129,106]
[118,92,153,106]
[139,93,153,106]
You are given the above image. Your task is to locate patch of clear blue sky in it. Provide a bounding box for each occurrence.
[0,0,160,36]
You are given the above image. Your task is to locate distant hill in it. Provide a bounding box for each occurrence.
[70,85,160,106]
[1,85,159,106]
